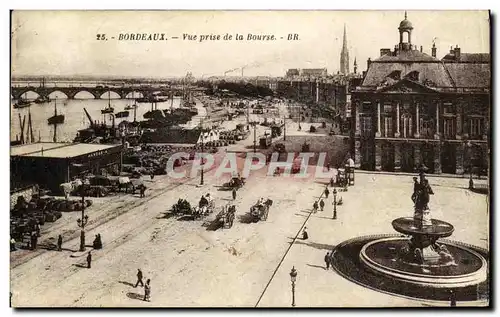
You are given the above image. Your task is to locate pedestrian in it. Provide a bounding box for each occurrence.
[324,187,330,199]
[313,201,318,213]
[135,269,144,288]
[319,199,325,211]
[450,290,457,307]
[140,185,146,198]
[87,251,92,269]
[232,188,237,201]
[35,222,41,237]
[57,234,63,251]
[330,177,335,187]
[10,237,16,252]
[324,252,330,270]
[143,279,151,302]
[31,232,38,250]
[150,174,155,180]
[302,227,309,240]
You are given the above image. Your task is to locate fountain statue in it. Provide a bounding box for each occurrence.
[357,168,488,289]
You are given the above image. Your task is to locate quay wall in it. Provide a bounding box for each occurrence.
[10,185,38,210]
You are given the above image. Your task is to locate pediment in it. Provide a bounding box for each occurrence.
[376,79,439,94]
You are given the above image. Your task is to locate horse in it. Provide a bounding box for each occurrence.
[59,179,83,200]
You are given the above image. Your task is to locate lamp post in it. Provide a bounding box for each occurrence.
[467,141,474,190]
[289,266,297,307]
[332,187,337,219]
[77,184,89,252]
[252,122,257,153]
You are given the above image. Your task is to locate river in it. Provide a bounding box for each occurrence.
[9,94,209,143]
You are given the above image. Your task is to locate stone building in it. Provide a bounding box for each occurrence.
[351,13,490,174]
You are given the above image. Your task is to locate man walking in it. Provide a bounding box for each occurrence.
[324,252,331,270]
[143,279,151,302]
[135,269,144,288]
[232,188,237,201]
[313,201,319,213]
[319,199,325,211]
[57,234,63,251]
[324,187,330,199]
[87,251,92,269]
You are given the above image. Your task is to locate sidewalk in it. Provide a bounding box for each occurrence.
[258,173,489,307]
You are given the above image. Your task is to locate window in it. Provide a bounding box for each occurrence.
[361,116,372,137]
[405,71,420,81]
[443,103,454,114]
[443,118,456,139]
[402,114,412,138]
[384,117,393,137]
[383,104,393,113]
[420,118,434,139]
[469,118,484,138]
[388,70,402,80]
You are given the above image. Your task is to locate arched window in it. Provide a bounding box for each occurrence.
[405,71,420,81]
[402,32,410,43]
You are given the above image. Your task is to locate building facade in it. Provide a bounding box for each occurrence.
[351,14,490,175]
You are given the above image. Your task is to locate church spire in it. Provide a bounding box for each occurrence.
[340,23,350,74]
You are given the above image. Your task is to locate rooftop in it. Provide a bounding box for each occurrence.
[11,142,121,158]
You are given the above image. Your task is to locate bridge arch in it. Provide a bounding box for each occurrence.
[99,90,121,99]
[16,90,41,100]
[124,91,144,99]
[47,90,70,99]
[73,90,99,99]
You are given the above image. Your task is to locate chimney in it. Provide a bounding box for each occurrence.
[420,45,423,52]
[454,45,461,59]
[367,58,372,69]
[431,43,437,58]
[380,48,391,57]
[450,46,454,54]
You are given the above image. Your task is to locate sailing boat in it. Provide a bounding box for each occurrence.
[125,91,138,110]
[14,92,31,109]
[101,91,115,114]
[48,97,65,124]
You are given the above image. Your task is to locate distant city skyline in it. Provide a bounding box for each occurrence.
[11,11,490,78]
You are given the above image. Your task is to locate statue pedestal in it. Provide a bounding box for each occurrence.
[413,209,432,227]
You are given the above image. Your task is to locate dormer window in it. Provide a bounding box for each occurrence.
[388,70,401,80]
[405,71,420,81]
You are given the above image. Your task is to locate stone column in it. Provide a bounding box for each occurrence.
[456,103,462,140]
[354,140,361,169]
[394,143,402,172]
[316,81,319,103]
[483,116,488,141]
[409,117,413,138]
[376,102,381,137]
[375,141,382,171]
[395,102,401,137]
[414,145,421,171]
[403,117,407,138]
[414,103,420,138]
[434,143,442,174]
[355,102,361,137]
[434,101,440,140]
[455,143,465,175]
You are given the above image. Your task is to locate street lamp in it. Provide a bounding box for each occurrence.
[77,184,89,252]
[467,141,474,190]
[289,266,297,307]
[332,188,337,219]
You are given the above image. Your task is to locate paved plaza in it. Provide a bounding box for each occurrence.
[10,162,489,307]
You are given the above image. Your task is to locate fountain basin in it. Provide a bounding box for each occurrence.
[360,237,488,288]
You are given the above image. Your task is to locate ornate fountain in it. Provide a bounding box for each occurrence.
[358,169,487,289]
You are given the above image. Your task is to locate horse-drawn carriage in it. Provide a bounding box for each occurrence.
[336,168,348,187]
[215,205,236,229]
[222,176,246,190]
[249,199,273,222]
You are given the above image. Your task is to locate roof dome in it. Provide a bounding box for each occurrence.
[398,12,413,30]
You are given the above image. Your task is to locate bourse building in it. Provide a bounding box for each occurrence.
[351,14,490,175]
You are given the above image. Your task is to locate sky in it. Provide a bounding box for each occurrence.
[11,10,490,78]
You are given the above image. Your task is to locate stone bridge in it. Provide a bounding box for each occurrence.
[10,85,201,100]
